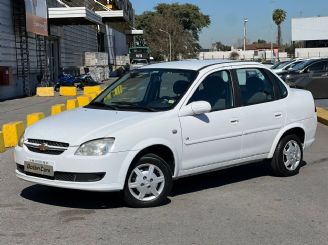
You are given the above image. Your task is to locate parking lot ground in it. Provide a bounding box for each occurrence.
[0,79,116,127]
[0,125,327,244]
[0,96,69,126]
[0,94,327,244]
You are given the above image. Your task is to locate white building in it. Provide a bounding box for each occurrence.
[199,49,287,61]
[292,16,328,58]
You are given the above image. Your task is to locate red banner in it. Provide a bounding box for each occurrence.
[25,0,48,36]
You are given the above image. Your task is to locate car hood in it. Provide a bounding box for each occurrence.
[25,108,158,146]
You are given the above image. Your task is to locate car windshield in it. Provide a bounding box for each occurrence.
[286,60,303,70]
[271,61,290,69]
[291,60,312,71]
[88,69,198,112]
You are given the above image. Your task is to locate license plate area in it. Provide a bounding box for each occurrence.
[24,161,54,177]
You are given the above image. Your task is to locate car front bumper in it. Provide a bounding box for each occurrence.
[14,145,137,192]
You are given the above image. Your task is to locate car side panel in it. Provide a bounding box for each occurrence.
[267,89,317,158]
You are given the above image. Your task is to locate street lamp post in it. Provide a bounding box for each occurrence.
[243,18,248,52]
[159,29,172,61]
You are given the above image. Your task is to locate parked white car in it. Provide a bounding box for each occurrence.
[130,59,149,70]
[271,59,304,74]
[15,60,317,207]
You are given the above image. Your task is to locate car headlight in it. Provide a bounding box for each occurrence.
[75,138,115,156]
[18,134,25,147]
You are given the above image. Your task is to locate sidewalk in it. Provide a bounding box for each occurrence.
[0,79,117,126]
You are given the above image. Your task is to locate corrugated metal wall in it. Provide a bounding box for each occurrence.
[0,0,16,69]
[60,25,98,68]
[0,0,129,100]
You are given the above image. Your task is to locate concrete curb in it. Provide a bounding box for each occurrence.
[317,107,328,126]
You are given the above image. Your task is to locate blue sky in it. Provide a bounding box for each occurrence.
[130,0,328,48]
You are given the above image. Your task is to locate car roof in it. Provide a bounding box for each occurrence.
[143,60,261,71]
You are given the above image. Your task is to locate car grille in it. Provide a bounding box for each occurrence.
[25,139,69,155]
[16,164,105,182]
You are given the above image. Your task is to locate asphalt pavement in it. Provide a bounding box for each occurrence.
[0,95,327,245]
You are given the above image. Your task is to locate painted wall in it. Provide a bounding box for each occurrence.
[199,50,288,61]
[295,48,328,58]
[292,16,328,41]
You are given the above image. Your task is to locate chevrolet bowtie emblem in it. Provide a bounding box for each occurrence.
[38,143,49,151]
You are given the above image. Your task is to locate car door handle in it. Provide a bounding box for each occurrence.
[230,119,239,124]
[274,112,282,118]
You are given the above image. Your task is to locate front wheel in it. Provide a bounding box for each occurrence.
[270,134,303,177]
[123,154,172,208]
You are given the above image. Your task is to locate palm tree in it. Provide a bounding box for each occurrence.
[272,9,287,47]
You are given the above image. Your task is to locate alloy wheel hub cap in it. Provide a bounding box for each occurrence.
[283,140,301,171]
[128,164,165,201]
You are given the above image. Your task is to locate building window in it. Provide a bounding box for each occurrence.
[0,67,12,86]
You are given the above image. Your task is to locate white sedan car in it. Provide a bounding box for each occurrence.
[130,59,149,70]
[15,60,317,208]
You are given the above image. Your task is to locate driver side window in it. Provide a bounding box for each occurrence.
[307,61,326,73]
[188,70,234,111]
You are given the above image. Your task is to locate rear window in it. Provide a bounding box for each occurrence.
[275,77,288,99]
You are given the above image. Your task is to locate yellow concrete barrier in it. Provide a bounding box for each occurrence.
[36,87,55,97]
[0,131,5,153]
[87,93,97,101]
[77,96,90,107]
[317,107,328,126]
[60,86,77,96]
[26,112,45,127]
[51,104,66,116]
[84,85,102,95]
[66,99,78,110]
[2,121,24,148]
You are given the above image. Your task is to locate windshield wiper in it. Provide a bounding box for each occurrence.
[110,102,159,112]
[87,101,120,110]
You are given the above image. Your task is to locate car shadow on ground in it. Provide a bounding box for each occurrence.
[171,160,307,197]
[20,160,307,209]
[20,185,125,209]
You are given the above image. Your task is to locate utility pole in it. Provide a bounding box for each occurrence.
[243,18,248,52]
[159,29,172,61]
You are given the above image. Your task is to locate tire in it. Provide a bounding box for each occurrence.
[270,134,303,177]
[123,153,173,208]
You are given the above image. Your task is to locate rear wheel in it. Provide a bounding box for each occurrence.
[123,153,172,208]
[271,134,303,176]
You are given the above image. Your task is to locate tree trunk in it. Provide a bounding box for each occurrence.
[277,24,281,47]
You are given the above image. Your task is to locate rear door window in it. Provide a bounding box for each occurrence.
[235,68,275,106]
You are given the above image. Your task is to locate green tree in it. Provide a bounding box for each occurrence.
[214,42,231,51]
[229,51,240,60]
[155,3,210,41]
[253,39,267,44]
[135,3,210,60]
[272,9,287,47]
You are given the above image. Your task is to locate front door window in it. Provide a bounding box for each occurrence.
[188,70,234,111]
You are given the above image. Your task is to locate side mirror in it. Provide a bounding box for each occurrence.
[179,101,212,117]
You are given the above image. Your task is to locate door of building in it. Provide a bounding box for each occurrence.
[47,37,60,83]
